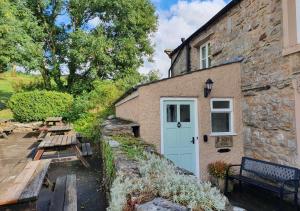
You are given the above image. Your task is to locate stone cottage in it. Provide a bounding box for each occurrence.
[114,0,300,179]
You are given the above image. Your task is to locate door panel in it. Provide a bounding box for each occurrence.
[163,100,196,174]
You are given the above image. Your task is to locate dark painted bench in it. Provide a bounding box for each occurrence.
[49,174,77,211]
[81,143,93,156]
[225,157,300,210]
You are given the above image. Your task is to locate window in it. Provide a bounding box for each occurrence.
[297,0,300,43]
[200,42,211,69]
[167,104,177,122]
[180,105,190,122]
[210,98,234,135]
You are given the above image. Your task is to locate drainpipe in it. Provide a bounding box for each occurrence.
[187,42,191,72]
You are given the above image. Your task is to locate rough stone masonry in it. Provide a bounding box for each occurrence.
[170,0,300,167]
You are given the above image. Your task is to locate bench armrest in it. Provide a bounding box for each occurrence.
[280,179,300,191]
[226,164,241,177]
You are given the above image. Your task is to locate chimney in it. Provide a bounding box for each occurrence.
[181,38,185,42]
[164,49,173,58]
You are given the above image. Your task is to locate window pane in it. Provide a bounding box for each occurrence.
[180,105,190,122]
[208,56,211,67]
[212,113,230,132]
[167,105,177,122]
[213,101,230,109]
[201,59,206,68]
[208,43,211,56]
[201,46,206,59]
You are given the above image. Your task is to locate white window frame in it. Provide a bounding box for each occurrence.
[199,42,211,69]
[210,98,236,136]
[297,0,300,43]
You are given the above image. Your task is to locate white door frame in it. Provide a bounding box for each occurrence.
[160,97,200,178]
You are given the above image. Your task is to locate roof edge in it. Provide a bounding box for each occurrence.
[170,0,242,57]
[114,58,243,105]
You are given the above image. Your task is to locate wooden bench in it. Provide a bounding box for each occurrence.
[225,157,300,210]
[0,160,51,206]
[49,174,77,211]
[81,143,93,156]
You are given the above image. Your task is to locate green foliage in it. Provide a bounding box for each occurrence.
[0,71,38,119]
[23,0,157,91]
[113,135,153,160]
[141,69,161,83]
[8,90,73,122]
[101,139,116,194]
[69,80,123,138]
[109,153,227,211]
[0,0,44,72]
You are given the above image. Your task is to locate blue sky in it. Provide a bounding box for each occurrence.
[141,0,230,77]
[152,0,231,10]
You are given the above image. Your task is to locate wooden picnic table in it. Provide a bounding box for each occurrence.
[0,159,51,206]
[34,135,89,168]
[45,117,62,126]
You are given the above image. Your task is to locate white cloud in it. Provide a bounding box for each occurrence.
[140,0,227,78]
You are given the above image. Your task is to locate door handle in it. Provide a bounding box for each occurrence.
[191,137,195,144]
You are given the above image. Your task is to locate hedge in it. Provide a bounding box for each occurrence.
[8,90,73,122]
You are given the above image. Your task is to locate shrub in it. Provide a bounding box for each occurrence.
[101,138,116,202]
[207,161,232,179]
[8,90,73,122]
[109,153,227,211]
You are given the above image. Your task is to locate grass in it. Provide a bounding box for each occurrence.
[0,71,37,119]
[112,135,155,160]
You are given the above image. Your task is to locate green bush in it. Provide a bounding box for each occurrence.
[8,90,73,122]
[101,139,116,199]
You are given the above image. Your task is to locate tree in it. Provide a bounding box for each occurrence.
[25,0,157,92]
[142,69,161,83]
[0,0,44,74]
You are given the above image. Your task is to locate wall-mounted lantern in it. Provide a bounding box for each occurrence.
[204,78,214,98]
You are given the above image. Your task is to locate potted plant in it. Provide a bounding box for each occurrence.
[207,161,234,193]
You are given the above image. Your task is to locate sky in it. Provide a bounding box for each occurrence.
[141,0,231,78]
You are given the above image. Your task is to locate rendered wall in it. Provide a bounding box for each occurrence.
[116,63,243,179]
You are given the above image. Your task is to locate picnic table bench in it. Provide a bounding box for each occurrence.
[225,157,300,210]
[34,135,90,168]
[45,117,63,126]
[48,125,72,135]
[0,159,51,206]
[49,174,77,211]
[81,143,93,156]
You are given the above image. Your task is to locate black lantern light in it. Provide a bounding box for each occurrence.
[204,78,213,98]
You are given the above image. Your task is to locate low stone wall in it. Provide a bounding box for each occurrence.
[101,118,193,210]
[100,117,236,211]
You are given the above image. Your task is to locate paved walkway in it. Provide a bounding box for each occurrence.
[0,132,37,185]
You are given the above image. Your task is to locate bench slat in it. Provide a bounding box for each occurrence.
[50,176,67,211]
[64,175,77,211]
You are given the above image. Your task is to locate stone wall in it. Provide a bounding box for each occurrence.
[170,0,300,167]
[171,47,188,76]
